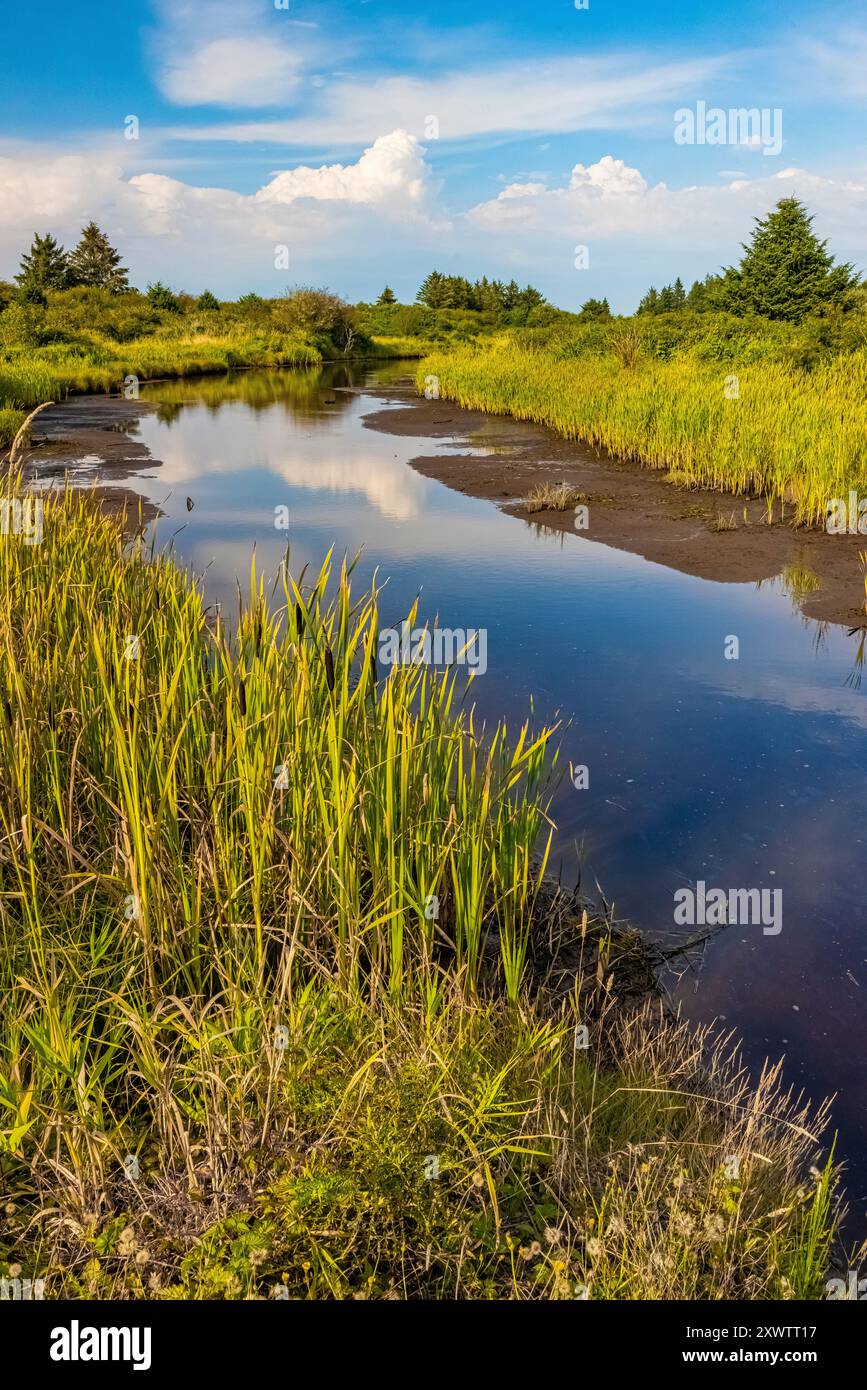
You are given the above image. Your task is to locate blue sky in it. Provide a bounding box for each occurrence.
[1,0,865,309]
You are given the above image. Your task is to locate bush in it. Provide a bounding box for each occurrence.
[146,281,182,313]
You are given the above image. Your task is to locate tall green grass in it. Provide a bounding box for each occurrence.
[0,484,845,1298]
[419,337,867,526]
[0,333,321,421]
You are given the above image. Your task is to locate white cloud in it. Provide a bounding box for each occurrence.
[160,37,305,108]
[0,136,863,308]
[468,154,867,255]
[0,134,444,296]
[568,155,647,197]
[256,130,434,208]
[161,52,729,147]
[150,0,323,109]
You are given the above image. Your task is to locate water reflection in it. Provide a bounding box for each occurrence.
[37,362,867,1219]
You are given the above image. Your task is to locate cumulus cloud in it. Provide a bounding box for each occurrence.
[468,154,867,254]
[0,135,863,308]
[0,134,444,296]
[256,130,434,208]
[568,156,647,197]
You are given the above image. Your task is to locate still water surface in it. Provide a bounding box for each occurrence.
[38,361,867,1211]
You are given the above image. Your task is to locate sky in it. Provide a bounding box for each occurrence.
[0,0,865,311]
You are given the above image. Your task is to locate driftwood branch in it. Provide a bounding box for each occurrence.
[4,400,54,470]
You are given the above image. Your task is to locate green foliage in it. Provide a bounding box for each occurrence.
[0,491,841,1300]
[416,270,547,316]
[377,285,396,304]
[67,222,129,292]
[638,277,687,314]
[578,297,612,321]
[146,281,182,313]
[196,290,220,312]
[15,232,68,296]
[719,197,860,322]
[419,326,867,525]
[271,287,369,355]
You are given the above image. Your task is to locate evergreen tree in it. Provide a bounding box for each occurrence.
[686,274,723,312]
[515,284,545,311]
[15,232,68,294]
[474,277,506,314]
[146,281,181,312]
[67,222,128,291]
[416,271,449,308]
[720,197,859,322]
[196,290,220,311]
[578,297,611,321]
[686,279,706,310]
[377,286,396,305]
[672,276,686,308]
[637,286,659,314]
[657,284,676,312]
[502,279,521,311]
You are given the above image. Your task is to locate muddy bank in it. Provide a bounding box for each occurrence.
[362,384,867,629]
[20,384,867,628]
[20,397,158,479]
[16,397,162,528]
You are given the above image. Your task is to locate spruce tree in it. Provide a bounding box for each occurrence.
[637,286,659,314]
[657,284,676,312]
[416,271,448,308]
[197,290,220,311]
[15,233,68,294]
[720,197,858,321]
[377,286,396,305]
[67,222,128,291]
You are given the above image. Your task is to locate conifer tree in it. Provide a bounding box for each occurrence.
[67,222,128,291]
[720,197,858,321]
[15,232,68,294]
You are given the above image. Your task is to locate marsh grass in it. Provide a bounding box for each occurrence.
[419,338,867,527]
[0,483,846,1299]
[0,330,414,445]
[523,482,586,513]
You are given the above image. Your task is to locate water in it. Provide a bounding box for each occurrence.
[36,361,867,1214]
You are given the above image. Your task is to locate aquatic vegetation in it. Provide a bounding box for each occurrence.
[0,483,842,1299]
[419,337,867,527]
[523,481,587,512]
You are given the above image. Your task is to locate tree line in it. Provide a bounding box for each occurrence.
[407,272,547,313]
[635,198,860,323]
[15,225,129,301]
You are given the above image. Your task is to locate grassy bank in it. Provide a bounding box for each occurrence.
[0,334,321,434]
[0,284,438,446]
[418,331,867,527]
[0,482,841,1299]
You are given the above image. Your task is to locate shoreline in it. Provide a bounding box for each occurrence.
[362,382,867,630]
[18,369,867,629]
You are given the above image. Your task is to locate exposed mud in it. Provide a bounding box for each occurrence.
[362,383,867,629]
[19,383,867,628]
